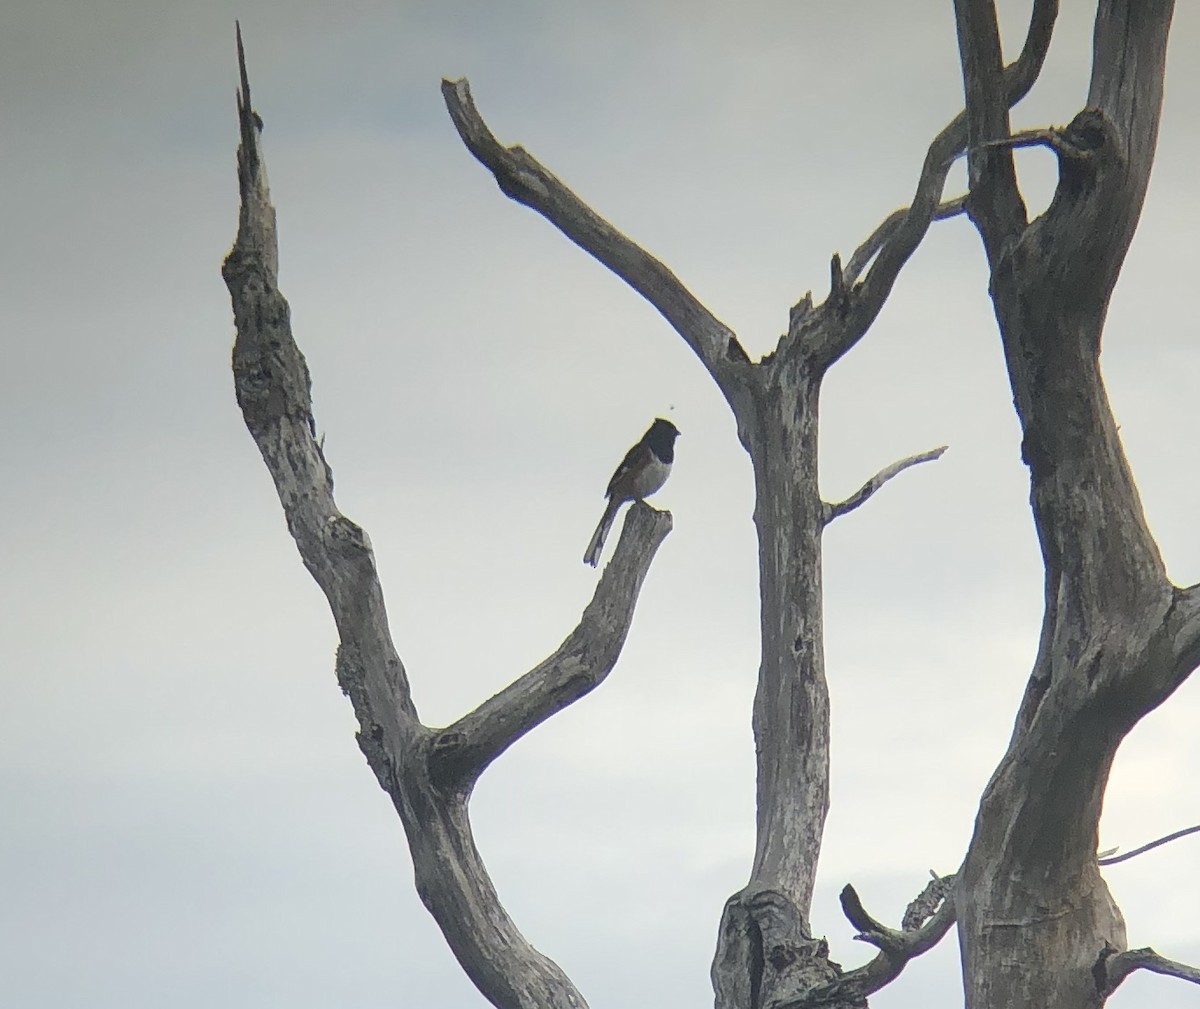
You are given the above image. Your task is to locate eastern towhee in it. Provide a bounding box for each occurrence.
[583,417,680,567]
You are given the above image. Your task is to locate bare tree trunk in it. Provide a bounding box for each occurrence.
[952,1,1200,1006]
[222,29,674,1009]
[443,67,994,999]
[711,314,854,1009]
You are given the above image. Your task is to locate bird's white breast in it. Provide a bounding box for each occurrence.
[629,456,670,499]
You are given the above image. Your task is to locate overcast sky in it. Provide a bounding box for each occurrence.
[2,2,1198,1007]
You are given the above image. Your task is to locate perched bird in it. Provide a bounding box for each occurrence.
[584,418,680,567]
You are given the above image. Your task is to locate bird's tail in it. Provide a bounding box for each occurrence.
[583,498,621,567]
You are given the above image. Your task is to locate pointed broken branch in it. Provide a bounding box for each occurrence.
[224,25,418,739]
[823,445,948,524]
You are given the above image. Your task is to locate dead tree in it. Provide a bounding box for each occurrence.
[952,1,1200,1006]
[223,2,1200,1007]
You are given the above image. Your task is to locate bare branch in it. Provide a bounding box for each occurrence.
[1096,944,1200,996]
[223,27,418,738]
[972,128,1058,155]
[844,195,966,288]
[1161,582,1200,694]
[840,883,896,942]
[834,0,1057,359]
[780,877,956,1006]
[429,502,672,788]
[440,78,751,400]
[1089,0,1175,175]
[828,253,847,312]
[229,39,697,1009]
[1099,824,1200,866]
[839,884,957,998]
[823,446,947,524]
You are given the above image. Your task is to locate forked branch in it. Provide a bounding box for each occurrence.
[837,0,1058,355]
[1099,824,1200,866]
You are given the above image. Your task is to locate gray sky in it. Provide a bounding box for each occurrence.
[2,1,1198,1007]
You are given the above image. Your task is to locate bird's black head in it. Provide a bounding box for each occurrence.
[646,417,680,459]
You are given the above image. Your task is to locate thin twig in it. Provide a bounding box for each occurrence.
[845,195,967,289]
[824,446,948,524]
[1099,824,1200,865]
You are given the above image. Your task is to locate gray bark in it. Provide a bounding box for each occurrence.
[223,0,1200,1004]
[440,1,1058,1001]
[1096,945,1200,995]
[222,27,671,1009]
[952,1,1200,1007]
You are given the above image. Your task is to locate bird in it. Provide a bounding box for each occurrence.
[583,418,680,567]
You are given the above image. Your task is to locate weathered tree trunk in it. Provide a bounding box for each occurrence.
[224,1,1200,1005]
[952,1,1200,1006]
[711,309,854,1009]
[223,29,674,1009]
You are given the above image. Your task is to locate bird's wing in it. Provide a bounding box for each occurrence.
[605,441,651,498]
